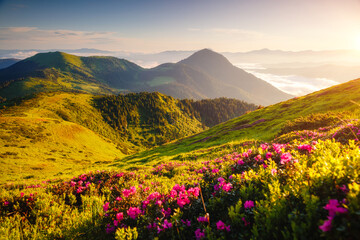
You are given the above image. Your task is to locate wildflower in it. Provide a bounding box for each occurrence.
[222,183,233,192]
[181,219,191,227]
[319,216,333,232]
[147,222,157,229]
[218,177,225,183]
[324,199,348,217]
[339,185,349,193]
[212,168,219,173]
[177,194,190,208]
[103,202,109,212]
[4,201,9,206]
[265,152,272,159]
[237,159,245,165]
[122,186,136,197]
[260,143,268,151]
[114,220,119,226]
[197,216,209,223]
[280,152,292,164]
[188,187,200,197]
[195,229,205,240]
[20,192,24,198]
[298,144,312,153]
[242,217,250,226]
[271,168,277,176]
[105,224,115,234]
[163,219,172,229]
[244,200,254,209]
[116,212,123,221]
[161,208,172,218]
[216,220,230,231]
[127,207,142,219]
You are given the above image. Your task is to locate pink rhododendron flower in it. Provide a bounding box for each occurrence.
[103,202,109,212]
[237,159,245,165]
[177,194,190,208]
[163,219,172,229]
[280,152,292,164]
[218,177,225,183]
[106,224,115,234]
[273,143,285,153]
[181,219,191,227]
[122,186,136,197]
[216,220,230,231]
[324,199,348,217]
[187,187,200,197]
[260,143,268,151]
[212,168,219,173]
[319,217,333,232]
[222,183,233,192]
[195,229,205,240]
[161,208,172,218]
[127,207,142,219]
[298,144,312,153]
[197,216,209,223]
[244,200,254,209]
[265,152,272,159]
[116,212,123,221]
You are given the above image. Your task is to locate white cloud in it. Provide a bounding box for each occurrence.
[0,27,137,50]
[244,70,338,96]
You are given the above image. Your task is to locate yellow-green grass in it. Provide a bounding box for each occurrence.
[116,78,360,168]
[0,116,123,184]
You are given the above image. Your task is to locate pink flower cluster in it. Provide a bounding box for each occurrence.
[244,200,255,209]
[280,152,293,164]
[214,177,233,192]
[298,144,312,153]
[319,199,348,232]
[122,186,137,197]
[195,229,205,240]
[216,220,231,232]
[127,206,142,219]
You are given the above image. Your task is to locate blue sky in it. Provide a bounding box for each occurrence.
[0,0,360,52]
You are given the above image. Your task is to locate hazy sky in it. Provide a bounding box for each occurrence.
[1,0,360,52]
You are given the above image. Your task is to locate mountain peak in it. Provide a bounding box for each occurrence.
[27,51,83,68]
[179,48,232,69]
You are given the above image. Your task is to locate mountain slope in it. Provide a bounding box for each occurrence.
[179,49,292,104]
[118,77,360,167]
[0,50,291,105]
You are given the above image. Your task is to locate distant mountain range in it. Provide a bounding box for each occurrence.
[0,49,292,105]
[0,58,20,69]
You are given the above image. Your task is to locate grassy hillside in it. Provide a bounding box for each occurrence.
[1,79,360,239]
[0,91,255,183]
[118,78,360,168]
[0,116,124,183]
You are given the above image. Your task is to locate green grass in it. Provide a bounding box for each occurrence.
[115,78,360,168]
[0,116,123,184]
[148,76,175,87]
